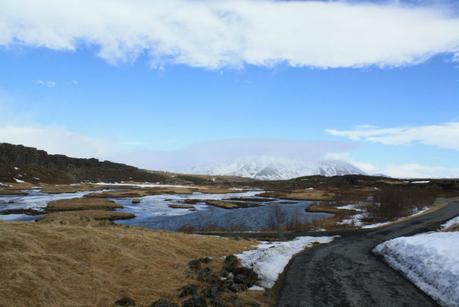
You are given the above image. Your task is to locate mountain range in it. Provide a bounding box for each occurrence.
[190,156,365,180]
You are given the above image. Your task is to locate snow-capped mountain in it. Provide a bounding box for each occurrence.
[190,156,365,180]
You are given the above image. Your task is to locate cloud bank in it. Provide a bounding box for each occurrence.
[1,122,458,178]
[1,0,459,69]
[112,139,358,172]
[0,125,115,159]
[326,121,459,151]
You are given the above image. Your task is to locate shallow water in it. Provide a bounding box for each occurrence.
[0,190,96,221]
[114,191,332,231]
[0,189,333,230]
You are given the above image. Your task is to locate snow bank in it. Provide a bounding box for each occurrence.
[237,236,335,288]
[374,232,459,307]
[441,216,459,230]
[336,204,364,212]
[341,206,429,229]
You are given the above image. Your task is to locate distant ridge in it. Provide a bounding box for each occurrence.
[190,156,365,180]
[0,143,243,185]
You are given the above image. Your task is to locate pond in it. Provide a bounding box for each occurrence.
[113,191,332,231]
[0,189,333,230]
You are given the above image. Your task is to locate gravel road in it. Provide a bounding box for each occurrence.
[276,200,459,307]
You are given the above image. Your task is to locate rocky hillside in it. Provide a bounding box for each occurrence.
[0,143,244,185]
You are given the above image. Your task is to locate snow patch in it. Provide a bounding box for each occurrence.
[374,232,459,307]
[441,216,459,230]
[336,204,364,212]
[94,182,193,188]
[13,178,25,183]
[340,206,429,229]
[237,236,336,288]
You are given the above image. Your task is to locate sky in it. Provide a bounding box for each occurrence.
[0,0,459,178]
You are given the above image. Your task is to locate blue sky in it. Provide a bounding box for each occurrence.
[1,0,459,177]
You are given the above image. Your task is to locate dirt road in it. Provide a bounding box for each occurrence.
[276,200,459,307]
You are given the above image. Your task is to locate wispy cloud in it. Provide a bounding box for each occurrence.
[381,163,459,179]
[324,151,459,178]
[35,80,56,88]
[325,122,459,151]
[1,0,459,69]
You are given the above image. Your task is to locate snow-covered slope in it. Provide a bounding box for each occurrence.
[190,156,364,180]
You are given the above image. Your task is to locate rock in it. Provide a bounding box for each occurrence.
[114,297,136,306]
[199,257,212,264]
[131,198,141,204]
[179,285,199,298]
[149,299,179,307]
[200,286,219,299]
[182,295,208,307]
[225,296,242,307]
[197,268,219,284]
[232,267,259,287]
[188,259,202,270]
[223,255,239,271]
[207,300,228,307]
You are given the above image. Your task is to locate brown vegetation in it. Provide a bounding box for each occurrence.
[363,186,440,223]
[0,222,255,307]
[39,210,135,225]
[46,198,122,212]
[204,200,243,209]
[85,185,246,199]
[259,189,335,201]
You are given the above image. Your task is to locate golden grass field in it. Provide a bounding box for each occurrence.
[0,222,257,307]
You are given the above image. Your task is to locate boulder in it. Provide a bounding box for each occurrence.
[149,299,179,307]
[114,297,136,306]
[179,285,199,298]
[182,296,208,307]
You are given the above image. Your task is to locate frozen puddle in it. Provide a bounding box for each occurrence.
[374,232,459,307]
[114,191,333,231]
[237,236,336,288]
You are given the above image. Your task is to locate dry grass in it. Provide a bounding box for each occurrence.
[46,198,122,212]
[85,186,249,199]
[39,184,102,194]
[259,189,335,201]
[0,222,255,307]
[204,200,242,209]
[445,224,459,232]
[39,210,135,225]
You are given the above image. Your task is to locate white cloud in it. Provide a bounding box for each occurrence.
[381,163,459,178]
[324,151,380,173]
[1,0,459,69]
[325,152,459,178]
[112,139,358,172]
[1,123,457,178]
[35,80,56,88]
[0,125,115,159]
[326,121,459,151]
